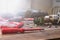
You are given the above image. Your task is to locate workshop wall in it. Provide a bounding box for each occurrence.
[52,0,60,7]
[31,0,52,14]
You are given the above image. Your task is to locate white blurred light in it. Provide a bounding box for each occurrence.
[0,0,20,14]
[0,0,31,16]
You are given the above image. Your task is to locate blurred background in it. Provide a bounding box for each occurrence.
[0,0,52,18]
